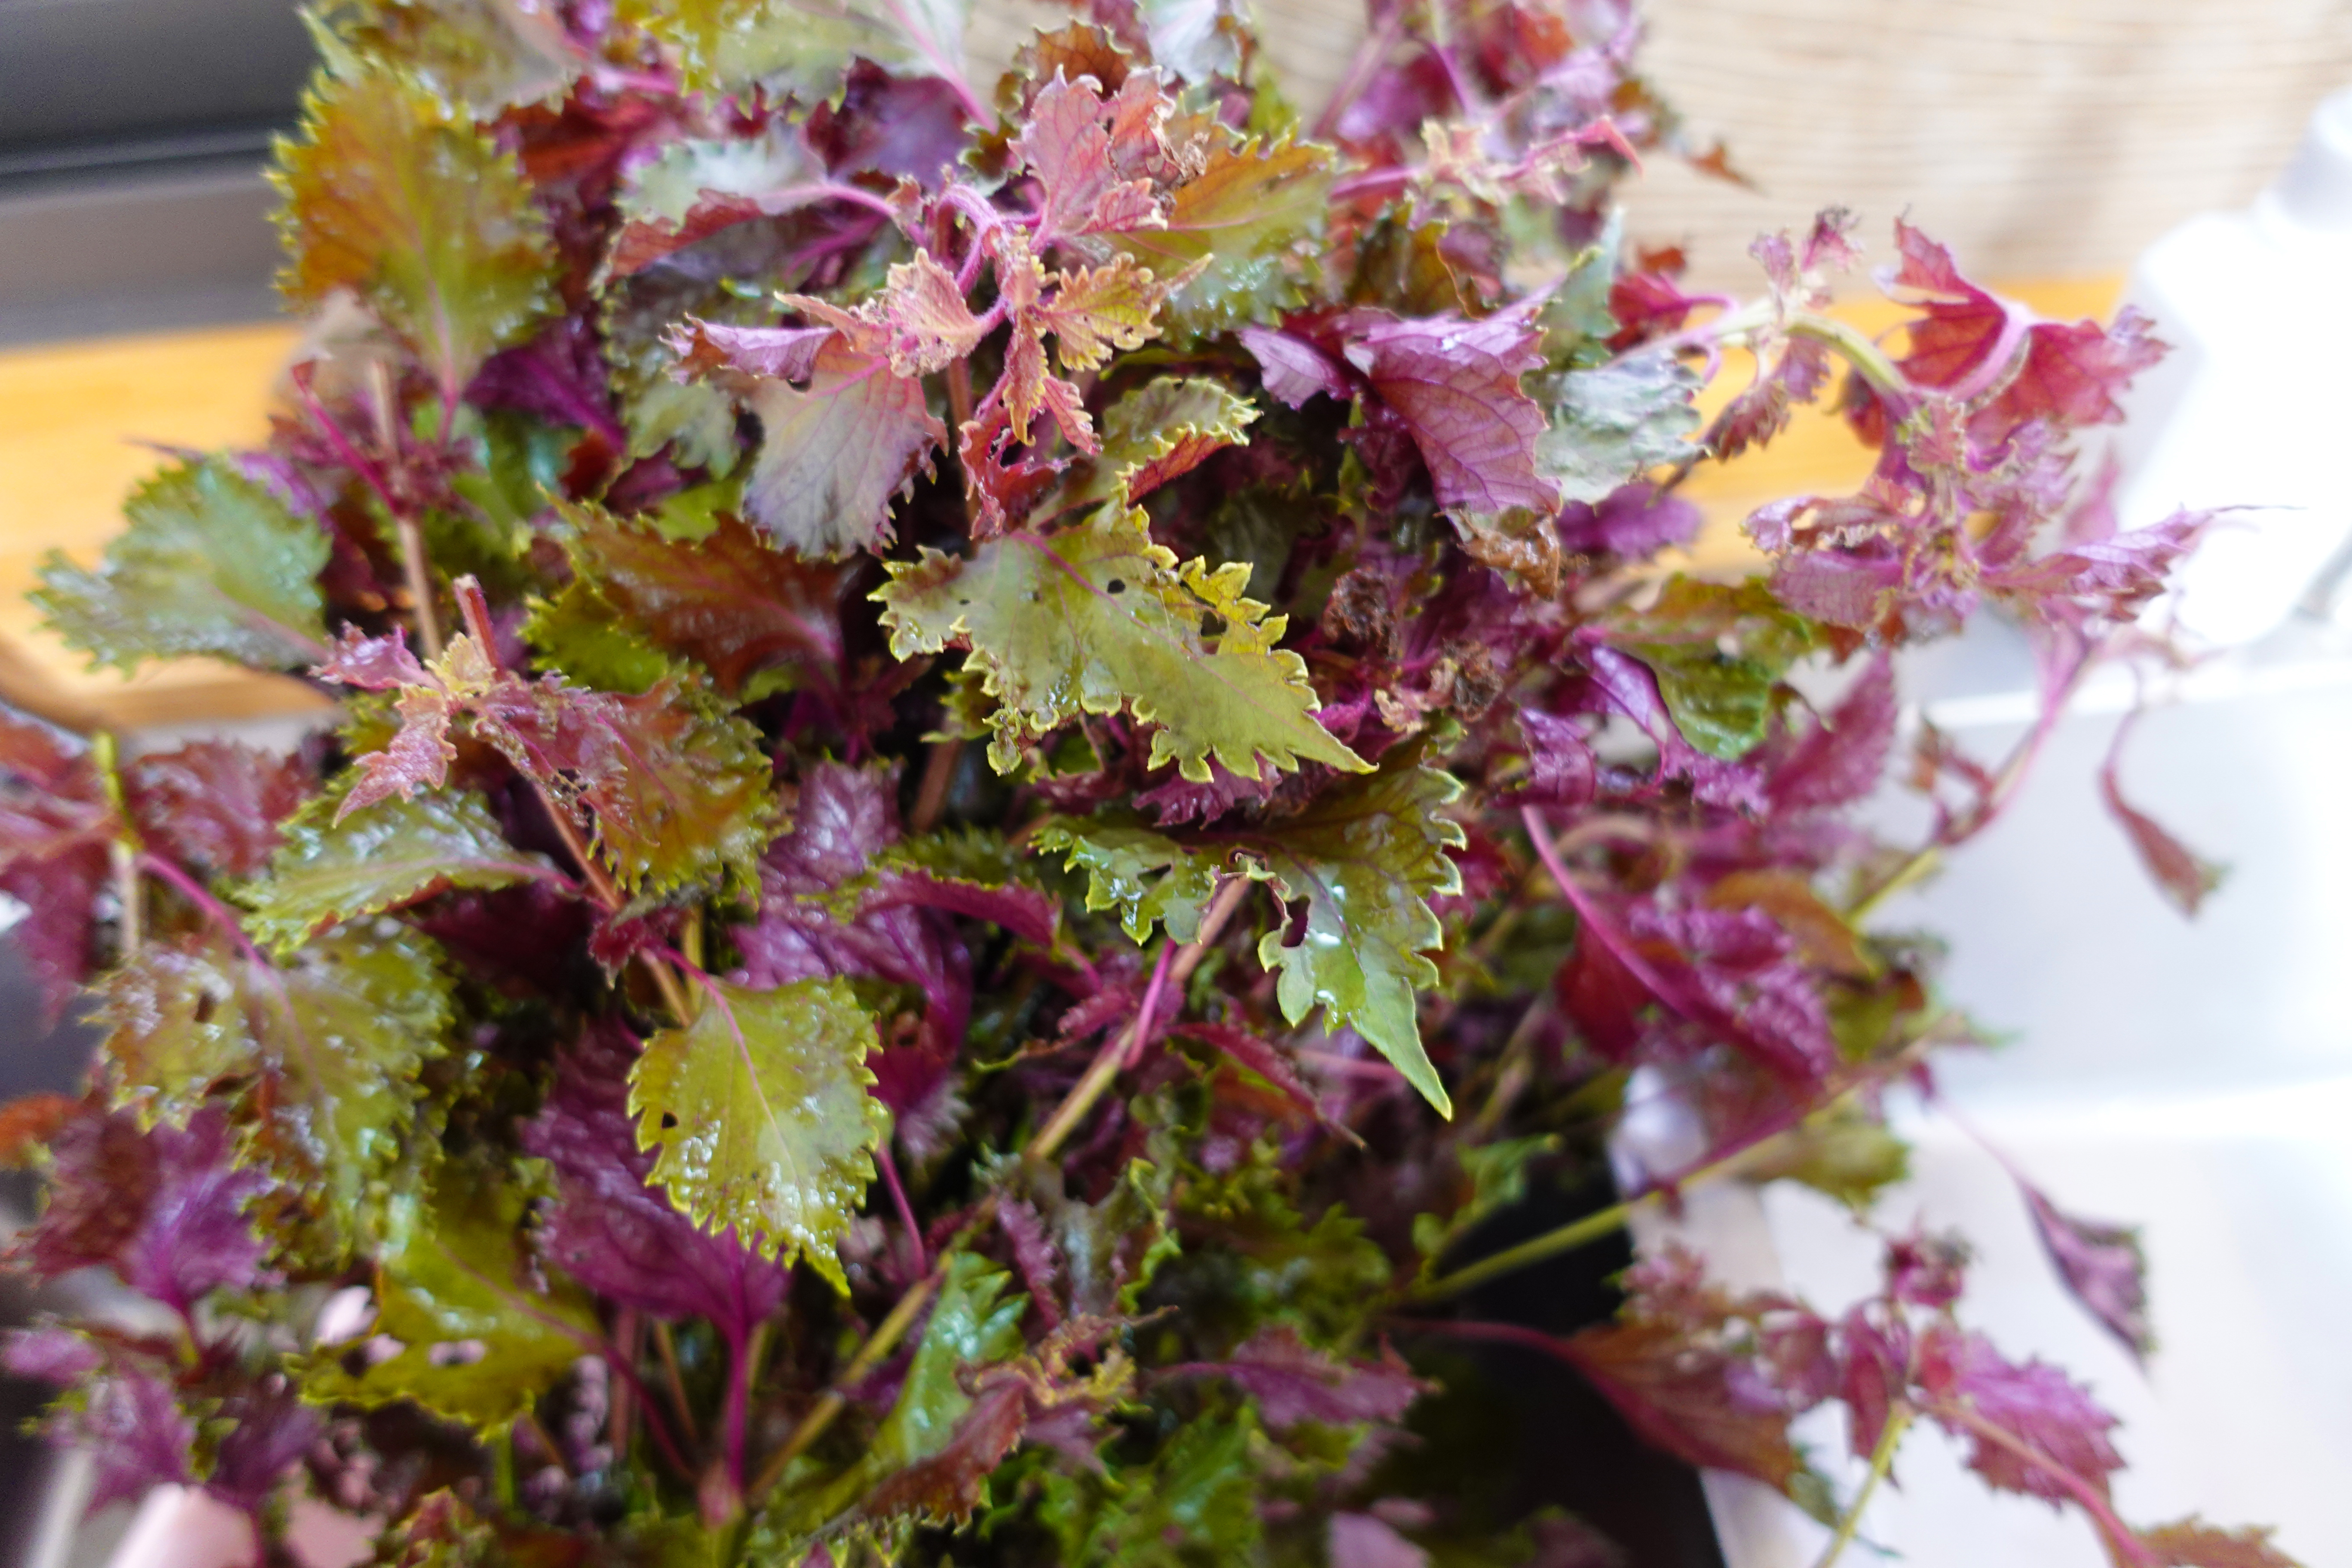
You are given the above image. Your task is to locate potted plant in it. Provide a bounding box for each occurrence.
[0,0,2290,1563]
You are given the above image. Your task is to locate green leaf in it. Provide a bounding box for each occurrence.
[1052,1156,1183,1316]
[626,376,743,476]
[273,65,557,397]
[878,1253,1027,1458]
[1033,765,1466,1115]
[306,1164,598,1432]
[1046,377,1261,518]
[1112,134,1332,334]
[240,789,562,955]
[556,499,851,697]
[1243,766,1466,1117]
[609,122,827,274]
[1531,349,1702,503]
[1746,1104,1911,1213]
[758,1253,1029,1546]
[1039,1409,1263,1567]
[1537,214,1624,370]
[96,936,262,1127]
[1033,819,1222,945]
[449,406,571,539]
[1412,1134,1560,1268]
[800,1254,1026,1512]
[646,478,741,543]
[98,926,453,1239]
[627,978,887,1288]
[623,0,969,101]
[1610,576,1819,760]
[876,506,1366,782]
[34,458,329,674]
[1179,1167,1392,1346]
[524,580,686,695]
[572,686,780,897]
[259,926,454,1235]
[316,0,584,116]
[741,341,946,560]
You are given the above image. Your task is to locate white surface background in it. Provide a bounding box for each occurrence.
[1678,617,2352,1567]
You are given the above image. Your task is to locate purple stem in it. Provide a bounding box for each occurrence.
[1519,805,1792,1074]
[291,364,408,530]
[1122,940,1179,1069]
[137,852,267,970]
[1926,1402,2156,1565]
[875,1142,928,1278]
[720,1324,752,1494]
[1313,3,1411,141]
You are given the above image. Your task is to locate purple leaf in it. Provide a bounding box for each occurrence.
[1917,1325,2125,1504]
[1835,1308,1905,1461]
[1329,1512,1430,1568]
[81,1365,197,1509]
[1174,1021,1323,1121]
[1764,653,1895,812]
[6,1338,194,1511]
[808,61,971,186]
[1766,536,1906,633]
[2137,1518,2303,1568]
[1581,643,1764,812]
[3,1326,100,1384]
[1560,1316,1804,1490]
[863,867,1059,951]
[521,1022,789,1340]
[1873,220,2165,452]
[467,314,624,446]
[206,1379,322,1513]
[997,1199,1063,1330]
[116,1111,273,1317]
[1882,1228,1968,1310]
[1989,507,2216,625]
[0,848,107,1027]
[668,318,838,384]
[1556,482,1700,558]
[13,1106,270,1316]
[1706,333,1833,461]
[1137,757,1280,827]
[2099,717,2225,917]
[125,741,312,879]
[733,762,998,1118]
[1341,306,1560,517]
[1238,326,1355,408]
[1162,1324,1427,1430]
[311,625,431,690]
[2019,1181,2155,1365]
[1515,707,1597,808]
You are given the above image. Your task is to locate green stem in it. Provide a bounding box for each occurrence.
[747,1251,948,1503]
[1412,1130,1783,1302]
[94,732,142,956]
[1812,1403,1911,1568]
[1784,312,1908,400]
[749,876,1253,1501]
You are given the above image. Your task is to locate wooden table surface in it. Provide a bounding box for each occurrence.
[0,276,2121,735]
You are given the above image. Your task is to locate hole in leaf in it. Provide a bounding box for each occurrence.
[661,1112,679,1129]
[1106,578,1128,594]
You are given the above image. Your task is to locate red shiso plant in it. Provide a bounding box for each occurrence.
[0,0,2288,1563]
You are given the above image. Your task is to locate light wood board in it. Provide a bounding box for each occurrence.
[0,273,2117,732]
